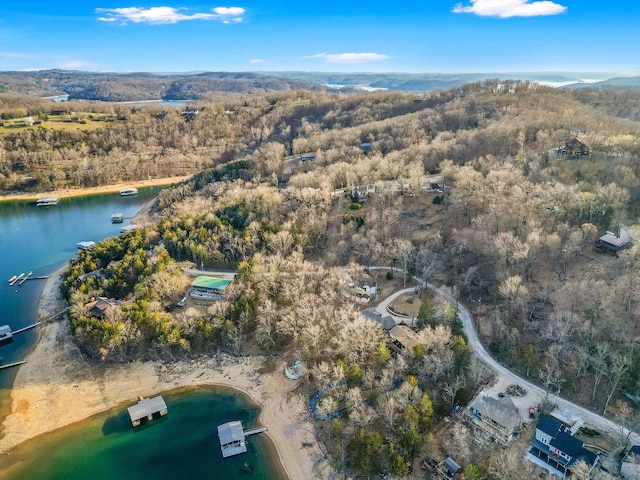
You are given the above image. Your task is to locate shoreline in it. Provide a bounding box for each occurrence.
[0,175,192,203]
[0,268,330,479]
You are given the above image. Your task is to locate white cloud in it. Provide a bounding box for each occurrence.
[452,0,567,18]
[214,7,245,16]
[306,52,390,64]
[95,6,244,25]
[250,58,265,64]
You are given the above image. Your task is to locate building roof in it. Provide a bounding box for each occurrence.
[218,421,244,445]
[444,457,461,474]
[551,431,584,458]
[361,308,396,330]
[537,414,567,437]
[389,325,422,349]
[0,325,12,339]
[599,230,631,249]
[191,276,231,290]
[127,396,167,422]
[470,395,523,431]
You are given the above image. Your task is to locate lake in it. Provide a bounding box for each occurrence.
[0,386,284,480]
[0,192,284,480]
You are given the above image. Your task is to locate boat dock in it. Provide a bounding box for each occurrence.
[18,272,32,286]
[217,421,268,458]
[0,322,42,344]
[0,360,27,370]
[36,196,60,207]
[127,396,168,427]
[111,213,124,223]
[7,272,50,286]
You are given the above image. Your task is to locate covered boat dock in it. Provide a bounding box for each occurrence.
[127,396,168,427]
[217,421,268,458]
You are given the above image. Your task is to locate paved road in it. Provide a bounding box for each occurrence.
[368,266,639,445]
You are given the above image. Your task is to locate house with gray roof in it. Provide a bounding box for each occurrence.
[464,394,523,444]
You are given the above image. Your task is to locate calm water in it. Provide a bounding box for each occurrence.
[0,191,283,479]
[0,386,283,480]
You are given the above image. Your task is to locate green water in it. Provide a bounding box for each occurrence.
[0,193,284,480]
[0,386,284,480]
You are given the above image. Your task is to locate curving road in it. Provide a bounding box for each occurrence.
[368,266,639,445]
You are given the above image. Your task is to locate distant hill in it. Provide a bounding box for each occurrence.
[0,70,315,101]
[563,76,640,89]
[271,71,613,92]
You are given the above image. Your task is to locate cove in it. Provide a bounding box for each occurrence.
[0,386,285,480]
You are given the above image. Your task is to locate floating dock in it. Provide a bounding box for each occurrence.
[111,213,124,223]
[119,188,138,197]
[0,360,27,370]
[36,196,60,206]
[0,322,42,344]
[127,396,168,427]
[17,272,32,286]
[0,325,12,343]
[217,421,268,458]
[7,273,49,286]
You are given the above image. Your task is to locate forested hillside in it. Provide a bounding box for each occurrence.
[16,81,640,477]
[0,70,314,101]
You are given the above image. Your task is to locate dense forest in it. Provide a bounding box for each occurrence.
[9,81,640,478]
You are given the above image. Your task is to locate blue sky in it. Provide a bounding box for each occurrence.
[0,1,638,73]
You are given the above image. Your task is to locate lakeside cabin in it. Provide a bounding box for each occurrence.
[36,196,60,207]
[127,396,168,427]
[119,188,138,197]
[190,276,232,301]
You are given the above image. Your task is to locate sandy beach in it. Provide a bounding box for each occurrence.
[0,267,331,479]
[0,176,192,203]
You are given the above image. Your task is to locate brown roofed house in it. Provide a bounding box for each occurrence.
[85,296,111,318]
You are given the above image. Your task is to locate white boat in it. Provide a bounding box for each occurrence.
[119,188,138,196]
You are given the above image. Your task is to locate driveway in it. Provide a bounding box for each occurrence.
[369,267,639,444]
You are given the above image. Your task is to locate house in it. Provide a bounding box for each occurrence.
[181,109,199,121]
[595,229,631,253]
[563,138,590,158]
[528,415,599,478]
[621,445,640,480]
[189,276,232,301]
[299,153,315,162]
[422,175,445,192]
[50,108,71,115]
[85,296,112,318]
[360,142,372,153]
[361,308,396,331]
[464,395,523,444]
[388,325,422,353]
